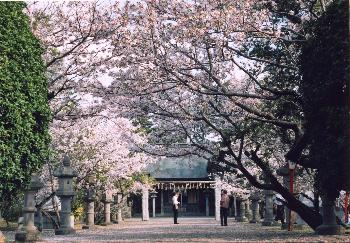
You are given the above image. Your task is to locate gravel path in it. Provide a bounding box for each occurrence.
[3,217,350,242]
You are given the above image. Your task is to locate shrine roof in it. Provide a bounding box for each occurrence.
[145,155,210,180]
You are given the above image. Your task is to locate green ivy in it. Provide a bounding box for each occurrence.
[0,2,51,208]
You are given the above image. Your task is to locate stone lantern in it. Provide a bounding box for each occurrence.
[276,165,290,229]
[245,200,253,221]
[249,193,261,223]
[113,192,123,224]
[102,190,113,226]
[150,190,158,218]
[262,189,275,226]
[15,173,44,242]
[54,155,77,235]
[82,187,96,229]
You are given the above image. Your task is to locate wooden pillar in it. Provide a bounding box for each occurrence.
[215,185,221,221]
[205,194,209,216]
[160,190,164,216]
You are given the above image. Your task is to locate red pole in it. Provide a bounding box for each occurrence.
[345,192,349,224]
[288,168,294,231]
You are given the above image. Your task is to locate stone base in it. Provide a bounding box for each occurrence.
[82,225,96,229]
[316,224,344,235]
[55,227,76,235]
[15,230,40,242]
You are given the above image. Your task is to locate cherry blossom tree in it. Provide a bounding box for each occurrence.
[25,1,156,219]
[105,0,339,230]
[26,1,128,120]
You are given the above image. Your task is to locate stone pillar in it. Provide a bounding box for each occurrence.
[54,155,77,235]
[142,188,149,221]
[113,193,123,224]
[214,185,221,221]
[316,194,343,235]
[245,200,252,221]
[102,191,112,226]
[249,194,260,223]
[237,198,248,222]
[82,188,95,229]
[160,191,164,216]
[262,190,275,226]
[150,190,158,218]
[15,173,44,242]
[277,165,290,229]
[117,207,122,223]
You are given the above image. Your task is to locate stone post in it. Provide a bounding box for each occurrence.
[276,165,290,229]
[102,190,112,226]
[249,194,260,223]
[114,192,123,224]
[142,188,149,221]
[214,185,221,221]
[245,200,252,221]
[316,194,343,235]
[237,198,248,222]
[82,188,95,229]
[54,155,77,235]
[15,173,44,242]
[117,207,122,223]
[262,189,275,226]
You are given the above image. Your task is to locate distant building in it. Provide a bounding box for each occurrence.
[131,155,219,217]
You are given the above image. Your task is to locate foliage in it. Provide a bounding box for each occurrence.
[0,2,51,210]
[300,0,349,198]
[71,189,85,221]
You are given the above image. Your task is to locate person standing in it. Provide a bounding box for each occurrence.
[172,191,180,224]
[220,190,230,226]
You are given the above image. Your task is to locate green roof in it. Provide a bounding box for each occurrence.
[145,155,209,179]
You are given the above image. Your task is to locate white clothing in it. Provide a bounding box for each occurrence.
[172,195,180,209]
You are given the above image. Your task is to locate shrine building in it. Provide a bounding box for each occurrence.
[131,155,222,218]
